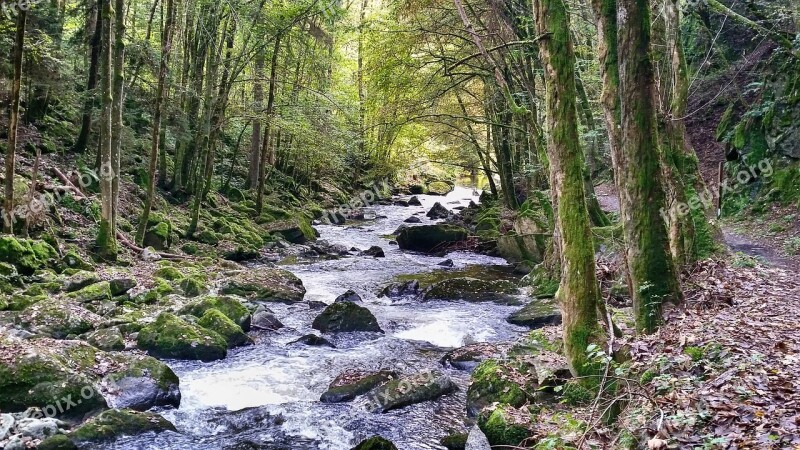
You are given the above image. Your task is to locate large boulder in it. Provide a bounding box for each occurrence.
[320,370,397,403]
[250,305,284,331]
[427,181,454,196]
[396,224,468,253]
[367,370,456,413]
[466,360,532,417]
[143,222,172,250]
[137,312,227,361]
[506,299,562,329]
[219,269,306,303]
[263,218,316,244]
[69,409,175,443]
[101,353,181,411]
[478,405,530,447]
[422,278,520,304]
[0,237,58,275]
[312,302,383,333]
[426,202,451,219]
[178,295,252,331]
[18,299,103,338]
[65,281,112,304]
[351,436,398,450]
[197,309,250,348]
[0,339,108,418]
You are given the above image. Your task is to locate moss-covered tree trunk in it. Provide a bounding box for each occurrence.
[96,0,117,259]
[616,0,682,333]
[74,1,101,154]
[255,34,283,215]
[110,0,125,243]
[589,0,621,162]
[136,0,175,245]
[4,10,26,234]
[533,0,605,376]
[246,50,264,190]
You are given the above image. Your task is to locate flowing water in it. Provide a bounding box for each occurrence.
[103,187,530,450]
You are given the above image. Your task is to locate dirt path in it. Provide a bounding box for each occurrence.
[723,228,800,271]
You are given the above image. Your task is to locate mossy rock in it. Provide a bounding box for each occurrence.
[0,236,58,275]
[133,278,174,304]
[422,277,520,304]
[153,265,184,281]
[181,243,199,255]
[196,229,220,245]
[396,224,469,253]
[312,301,383,333]
[61,271,100,292]
[427,181,454,196]
[65,281,112,304]
[8,293,46,311]
[179,276,206,297]
[137,312,227,361]
[506,298,562,329]
[69,409,175,443]
[178,295,252,331]
[351,436,398,450]
[478,405,530,446]
[62,249,94,271]
[0,340,108,417]
[262,216,316,244]
[466,360,530,417]
[18,299,102,338]
[197,308,249,348]
[440,432,468,450]
[37,435,78,450]
[368,370,456,413]
[102,353,181,410]
[85,327,125,351]
[219,269,306,304]
[320,370,397,403]
[143,221,172,251]
[109,277,137,296]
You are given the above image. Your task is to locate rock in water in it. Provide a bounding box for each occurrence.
[438,258,454,267]
[427,181,453,196]
[335,289,363,303]
[361,246,385,257]
[426,202,451,219]
[396,224,468,253]
[251,306,284,331]
[291,334,335,348]
[320,370,397,403]
[137,312,227,361]
[312,302,383,333]
[506,299,562,329]
[407,196,422,206]
[367,370,456,413]
[69,409,175,443]
[351,436,398,450]
[404,216,422,223]
[379,280,420,298]
[422,277,520,304]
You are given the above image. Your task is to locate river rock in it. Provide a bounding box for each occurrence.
[320,370,397,403]
[394,199,410,207]
[18,298,103,338]
[404,216,422,223]
[426,202,451,219]
[407,196,422,206]
[466,360,531,417]
[61,271,99,293]
[335,290,362,303]
[465,425,491,450]
[506,299,562,329]
[312,302,383,333]
[197,309,250,348]
[367,370,456,413]
[396,224,468,253]
[438,259,454,267]
[179,295,252,331]
[379,280,420,298]
[137,312,227,361]
[422,278,520,304]
[409,184,426,195]
[0,339,109,417]
[219,269,306,304]
[262,218,315,244]
[84,327,125,351]
[427,181,454,196]
[251,306,283,330]
[69,409,175,443]
[351,436,398,450]
[101,353,181,411]
[361,246,385,257]
[291,334,335,347]
[441,343,500,371]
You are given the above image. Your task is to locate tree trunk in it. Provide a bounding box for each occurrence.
[616,0,682,333]
[357,0,369,160]
[533,0,605,376]
[136,0,176,245]
[255,35,283,215]
[247,51,265,189]
[589,0,621,166]
[4,10,26,234]
[75,1,102,154]
[96,0,117,259]
[110,0,125,243]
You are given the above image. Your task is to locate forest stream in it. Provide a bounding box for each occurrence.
[95,186,529,450]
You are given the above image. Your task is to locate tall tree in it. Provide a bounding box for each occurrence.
[74,1,102,154]
[111,0,126,245]
[616,0,682,333]
[136,0,176,245]
[96,0,117,259]
[255,35,283,215]
[4,9,27,234]
[533,0,605,375]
